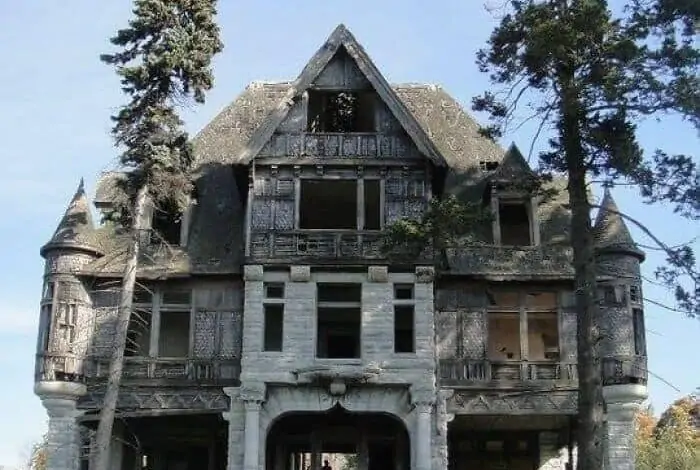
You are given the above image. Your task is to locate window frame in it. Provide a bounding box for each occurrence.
[491,191,540,247]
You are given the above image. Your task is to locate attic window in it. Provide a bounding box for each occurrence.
[498,201,532,246]
[151,202,182,246]
[307,91,375,133]
[480,161,500,172]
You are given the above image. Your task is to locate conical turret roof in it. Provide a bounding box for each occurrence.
[592,187,645,260]
[40,179,102,257]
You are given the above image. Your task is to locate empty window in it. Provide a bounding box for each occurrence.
[43,281,55,300]
[629,285,640,303]
[151,201,182,245]
[527,313,559,360]
[499,202,531,245]
[264,304,284,352]
[158,311,190,357]
[265,283,285,299]
[394,305,415,353]
[633,308,646,356]
[307,91,375,133]
[488,313,520,360]
[300,180,357,229]
[125,307,152,357]
[394,284,414,300]
[363,180,381,230]
[317,283,362,359]
[57,303,77,351]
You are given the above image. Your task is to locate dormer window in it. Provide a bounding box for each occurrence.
[491,191,539,246]
[148,199,192,247]
[307,90,375,133]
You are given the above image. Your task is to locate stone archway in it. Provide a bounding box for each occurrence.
[259,386,413,470]
[266,405,410,470]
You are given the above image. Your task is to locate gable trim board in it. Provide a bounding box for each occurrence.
[236,24,447,167]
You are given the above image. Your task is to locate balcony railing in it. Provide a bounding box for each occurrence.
[260,132,422,160]
[249,230,386,261]
[447,245,574,276]
[35,353,240,385]
[439,359,578,386]
[602,355,647,385]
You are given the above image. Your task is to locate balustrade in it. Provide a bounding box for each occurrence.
[439,358,578,386]
[602,355,647,385]
[249,230,384,261]
[35,353,240,385]
[261,132,422,159]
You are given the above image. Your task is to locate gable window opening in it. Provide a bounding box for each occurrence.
[316,283,362,359]
[126,287,192,358]
[307,90,375,133]
[393,283,415,353]
[299,179,382,231]
[487,289,560,363]
[498,200,532,246]
[150,201,183,246]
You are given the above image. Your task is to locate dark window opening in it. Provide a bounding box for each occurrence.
[125,308,152,357]
[633,308,646,356]
[151,202,182,245]
[363,179,381,230]
[158,310,190,357]
[265,283,285,299]
[499,202,531,246]
[317,307,361,358]
[264,304,284,352]
[307,91,375,133]
[161,290,191,305]
[629,285,640,303]
[300,180,357,229]
[317,283,362,358]
[480,161,500,172]
[394,305,415,353]
[394,284,414,300]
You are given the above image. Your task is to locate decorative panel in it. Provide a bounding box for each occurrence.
[461,311,487,359]
[560,310,577,361]
[193,311,217,358]
[251,198,272,230]
[436,311,458,358]
[274,200,295,230]
[218,311,241,359]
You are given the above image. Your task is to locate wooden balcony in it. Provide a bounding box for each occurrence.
[439,359,578,387]
[447,245,574,277]
[602,355,647,385]
[260,132,422,160]
[35,353,240,386]
[249,230,387,263]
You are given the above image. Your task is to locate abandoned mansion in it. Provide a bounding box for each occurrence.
[34,25,649,470]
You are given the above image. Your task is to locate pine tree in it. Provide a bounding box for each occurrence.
[92,2,223,469]
[471,1,699,469]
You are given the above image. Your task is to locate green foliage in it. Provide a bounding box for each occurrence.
[472,0,699,317]
[101,0,224,225]
[636,398,700,470]
[382,195,492,260]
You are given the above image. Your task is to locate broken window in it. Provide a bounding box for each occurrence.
[299,179,382,230]
[56,303,77,352]
[488,313,521,360]
[307,91,375,133]
[394,305,415,353]
[316,283,362,358]
[498,201,532,245]
[527,313,559,360]
[633,308,646,356]
[151,201,182,246]
[158,290,191,357]
[264,304,284,352]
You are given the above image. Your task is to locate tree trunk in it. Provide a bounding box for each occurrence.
[560,77,605,470]
[93,184,149,470]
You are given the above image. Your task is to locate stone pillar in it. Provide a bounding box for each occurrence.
[222,387,245,470]
[602,384,648,470]
[434,389,454,470]
[414,402,433,470]
[34,382,86,470]
[240,383,266,470]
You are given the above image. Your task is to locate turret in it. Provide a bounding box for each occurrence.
[36,179,102,385]
[592,188,647,386]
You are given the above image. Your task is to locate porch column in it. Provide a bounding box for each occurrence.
[602,384,647,470]
[435,390,455,470]
[34,382,86,470]
[414,402,433,470]
[244,400,263,470]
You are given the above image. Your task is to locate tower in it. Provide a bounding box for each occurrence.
[35,179,103,470]
[593,187,647,470]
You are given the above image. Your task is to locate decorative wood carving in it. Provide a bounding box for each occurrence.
[79,388,230,412]
[447,390,578,415]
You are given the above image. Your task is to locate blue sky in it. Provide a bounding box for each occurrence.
[0,0,697,467]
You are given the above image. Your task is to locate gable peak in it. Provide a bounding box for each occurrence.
[490,142,535,181]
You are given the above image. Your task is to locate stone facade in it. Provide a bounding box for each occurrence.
[34,24,648,470]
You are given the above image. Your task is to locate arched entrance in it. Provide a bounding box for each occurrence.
[266,405,410,470]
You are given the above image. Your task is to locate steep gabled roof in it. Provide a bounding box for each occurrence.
[490,143,537,182]
[593,187,645,260]
[235,24,447,167]
[41,179,102,257]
